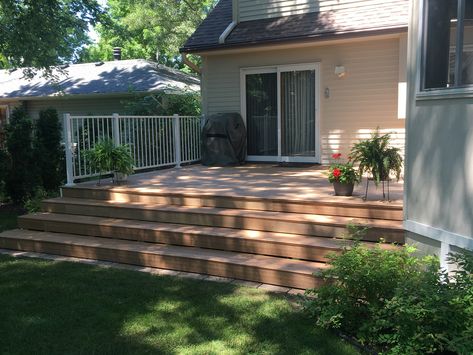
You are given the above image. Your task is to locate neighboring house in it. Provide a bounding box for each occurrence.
[405,0,473,267]
[181,0,409,164]
[0,57,200,127]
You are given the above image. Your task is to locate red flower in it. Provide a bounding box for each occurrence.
[332,168,341,178]
[332,153,342,159]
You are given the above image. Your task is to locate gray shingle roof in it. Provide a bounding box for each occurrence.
[0,59,200,100]
[181,0,409,53]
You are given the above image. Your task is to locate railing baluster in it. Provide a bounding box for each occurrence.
[64,114,201,182]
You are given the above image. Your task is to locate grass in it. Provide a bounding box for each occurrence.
[0,255,359,355]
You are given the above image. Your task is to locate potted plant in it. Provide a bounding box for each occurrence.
[85,139,134,185]
[328,153,359,196]
[112,144,134,184]
[349,130,403,184]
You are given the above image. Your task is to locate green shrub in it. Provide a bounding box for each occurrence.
[33,108,64,192]
[0,148,9,202]
[123,91,201,116]
[4,108,36,202]
[23,187,57,213]
[303,244,473,354]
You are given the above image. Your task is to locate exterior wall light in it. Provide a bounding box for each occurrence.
[334,65,346,78]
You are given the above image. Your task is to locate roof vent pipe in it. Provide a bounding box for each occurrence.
[113,47,122,61]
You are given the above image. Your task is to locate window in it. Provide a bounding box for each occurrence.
[423,0,473,90]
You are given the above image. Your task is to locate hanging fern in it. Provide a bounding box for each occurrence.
[349,130,403,185]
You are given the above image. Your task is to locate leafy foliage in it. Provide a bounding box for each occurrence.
[23,187,59,213]
[85,139,134,184]
[349,130,403,185]
[0,0,107,72]
[84,139,115,178]
[111,144,134,175]
[0,148,8,201]
[4,108,36,202]
[122,91,201,116]
[79,0,216,68]
[33,109,64,191]
[303,243,473,354]
[328,154,359,184]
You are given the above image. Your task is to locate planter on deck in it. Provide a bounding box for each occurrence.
[333,181,355,196]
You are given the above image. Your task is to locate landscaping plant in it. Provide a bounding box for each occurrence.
[33,108,64,192]
[328,153,358,185]
[349,130,403,184]
[85,139,134,184]
[303,243,473,354]
[4,108,36,203]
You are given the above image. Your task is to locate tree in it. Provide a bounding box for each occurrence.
[4,108,35,202]
[34,109,64,191]
[79,0,216,68]
[0,0,106,73]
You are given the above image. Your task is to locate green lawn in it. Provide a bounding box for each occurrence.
[0,255,358,355]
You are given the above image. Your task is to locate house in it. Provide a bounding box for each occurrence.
[181,0,409,164]
[405,0,473,268]
[0,55,200,141]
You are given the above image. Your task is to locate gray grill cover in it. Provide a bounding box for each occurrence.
[201,113,247,166]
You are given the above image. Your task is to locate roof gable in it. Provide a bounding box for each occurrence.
[0,60,200,100]
[181,0,409,53]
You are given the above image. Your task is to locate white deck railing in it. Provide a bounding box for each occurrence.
[63,113,203,184]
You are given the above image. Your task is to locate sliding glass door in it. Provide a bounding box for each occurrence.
[280,68,316,159]
[245,72,278,157]
[243,64,319,163]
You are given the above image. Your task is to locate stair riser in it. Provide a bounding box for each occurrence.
[62,188,403,221]
[0,237,322,289]
[42,202,404,243]
[19,218,341,262]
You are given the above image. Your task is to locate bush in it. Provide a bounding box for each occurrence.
[303,243,473,354]
[23,187,56,213]
[0,148,9,201]
[123,91,201,116]
[4,108,36,202]
[33,108,64,192]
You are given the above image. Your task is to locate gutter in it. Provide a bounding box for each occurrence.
[182,25,408,54]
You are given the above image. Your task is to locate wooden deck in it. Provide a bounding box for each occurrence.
[77,164,404,204]
[0,164,405,289]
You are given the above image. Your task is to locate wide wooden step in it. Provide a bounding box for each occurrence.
[42,198,405,243]
[61,186,403,221]
[19,213,395,262]
[0,229,326,289]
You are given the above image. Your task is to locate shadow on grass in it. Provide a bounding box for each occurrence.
[0,255,358,355]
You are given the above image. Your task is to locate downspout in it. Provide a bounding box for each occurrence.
[219,0,239,44]
[218,21,237,44]
[182,53,201,75]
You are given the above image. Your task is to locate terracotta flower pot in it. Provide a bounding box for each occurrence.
[333,181,354,196]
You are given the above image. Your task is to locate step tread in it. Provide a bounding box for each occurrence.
[21,212,390,250]
[64,186,404,210]
[44,197,404,230]
[0,229,327,275]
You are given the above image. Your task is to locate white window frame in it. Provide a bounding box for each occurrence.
[240,63,321,163]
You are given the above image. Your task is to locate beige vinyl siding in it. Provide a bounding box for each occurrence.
[239,0,393,22]
[25,97,130,121]
[202,36,405,163]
